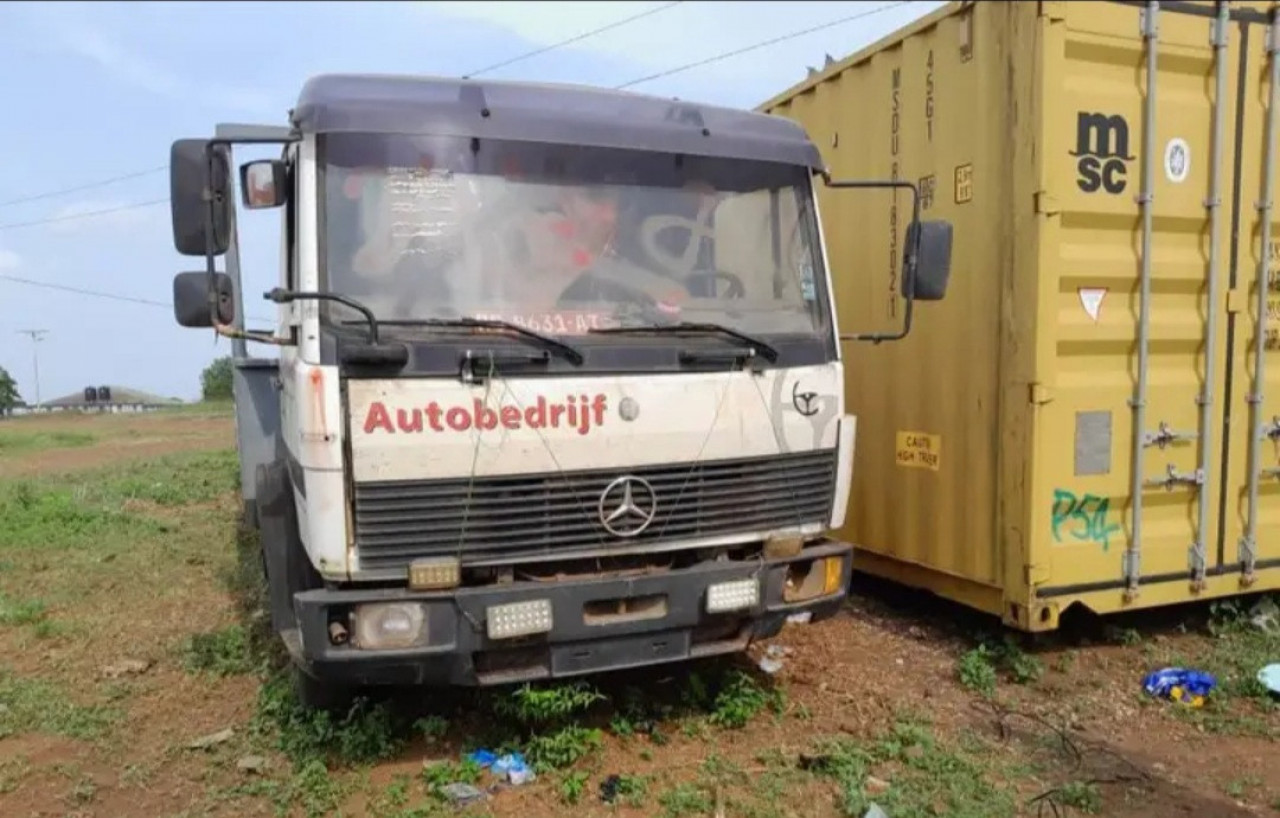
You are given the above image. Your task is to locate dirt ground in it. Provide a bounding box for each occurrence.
[0,409,1275,818]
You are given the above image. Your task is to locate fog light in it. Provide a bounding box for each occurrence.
[409,557,461,590]
[706,578,759,613]
[486,599,553,640]
[352,602,427,650]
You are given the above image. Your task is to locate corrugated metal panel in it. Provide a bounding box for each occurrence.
[763,0,1280,629]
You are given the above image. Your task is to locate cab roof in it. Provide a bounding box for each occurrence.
[291,73,823,170]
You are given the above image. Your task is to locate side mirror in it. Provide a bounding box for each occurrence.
[240,160,288,209]
[906,219,953,302]
[173,271,235,328]
[170,139,231,257]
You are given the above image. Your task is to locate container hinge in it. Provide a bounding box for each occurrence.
[1029,383,1053,405]
[1122,549,1141,598]
[1034,191,1061,216]
[1187,543,1208,588]
[1144,464,1204,491]
[1142,421,1197,449]
[1237,536,1258,585]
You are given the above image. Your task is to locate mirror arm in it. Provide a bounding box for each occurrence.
[819,171,924,344]
[265,288,380,345]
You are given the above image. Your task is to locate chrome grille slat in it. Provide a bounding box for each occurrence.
[351,450,837,570]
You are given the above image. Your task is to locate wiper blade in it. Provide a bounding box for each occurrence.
[590,321,779,363]
[374,318,584,365]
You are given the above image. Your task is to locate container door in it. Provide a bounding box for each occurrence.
[1220,3,1280,591]
[1036,1,1268,604]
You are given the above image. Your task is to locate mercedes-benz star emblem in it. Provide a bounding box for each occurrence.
[597,476,658,537]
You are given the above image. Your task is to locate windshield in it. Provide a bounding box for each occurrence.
[318,133,829,338]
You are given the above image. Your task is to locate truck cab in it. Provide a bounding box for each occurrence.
[168,74,951,705]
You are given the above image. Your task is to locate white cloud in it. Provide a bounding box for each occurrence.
[0,249,20,271]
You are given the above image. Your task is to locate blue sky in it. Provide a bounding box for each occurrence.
[0,0,940,403]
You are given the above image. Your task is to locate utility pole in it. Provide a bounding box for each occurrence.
[16,329,47,408]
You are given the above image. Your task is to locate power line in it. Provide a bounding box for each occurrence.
[615,0,915,90]
[465,1,686,78]
[0,166,166,209]
[0,198,168,232]
[0,274,274,324]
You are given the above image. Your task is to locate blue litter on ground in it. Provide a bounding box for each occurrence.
[1141,667,1217,707]
[464,749,534,785]
[466,749,497,768]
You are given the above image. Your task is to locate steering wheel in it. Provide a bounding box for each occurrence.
[683,269,746,299]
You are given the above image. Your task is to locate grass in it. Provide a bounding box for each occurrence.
[957,636,1045,696]
[805,717,1018,818]
[0,669,119,741]
[0,429,95,454]
[181,624,256,677]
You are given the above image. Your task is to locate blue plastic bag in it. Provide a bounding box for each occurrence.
[1142,667,1216,707]
[493,752,534,785]
[466,749,497,768]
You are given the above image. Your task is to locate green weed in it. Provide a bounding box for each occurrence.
[491,681,605,726]
[658,781,714,817]
[806,718,1017,818]
[0,669,118,741]
[559,770,588,805]
[1057,780,1102,814]
[413,714,448,744]
[0,593,47,626]
[252,670,405,767]
[275,758,349,818]
[524,724,603,772]
[612,774,649,807]
[957,637,1044,694]
[181,624,256,676]
[423,758,483,798]
[958,645,998,696]
[708,669,784,729]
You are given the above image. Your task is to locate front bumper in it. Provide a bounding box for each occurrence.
[291,539,852,687]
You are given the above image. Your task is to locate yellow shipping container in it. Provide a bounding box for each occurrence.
[761,0,1280,630]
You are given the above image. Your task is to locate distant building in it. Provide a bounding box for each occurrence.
[26,385,184,414]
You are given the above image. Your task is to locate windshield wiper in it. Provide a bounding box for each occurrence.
[589,321,779,363]
[370,318,584,365]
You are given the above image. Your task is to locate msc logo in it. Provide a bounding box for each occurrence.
[1070,111,1135,195]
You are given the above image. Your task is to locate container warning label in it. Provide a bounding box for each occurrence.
[896,431,941,471]
[1078,288,1107,322]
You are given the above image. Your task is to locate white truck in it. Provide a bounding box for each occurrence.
[168,73,952,707]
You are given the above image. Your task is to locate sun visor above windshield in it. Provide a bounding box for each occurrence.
[291,74,824,170]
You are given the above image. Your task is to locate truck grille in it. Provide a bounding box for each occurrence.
[351,449,838,571]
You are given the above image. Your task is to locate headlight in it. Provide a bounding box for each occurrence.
[352,602,428,650]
